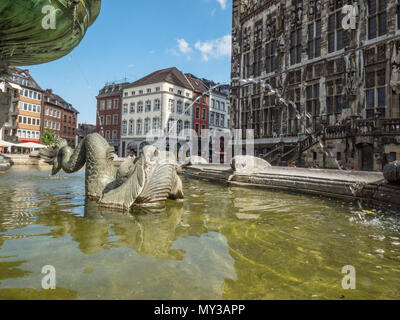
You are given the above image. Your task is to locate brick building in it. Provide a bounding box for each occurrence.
[231,0,400,171]
[42,89,79,148]
[186,74,209,136]
[96,82,129,155]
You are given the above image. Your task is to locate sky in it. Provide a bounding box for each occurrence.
[22,0,233,124]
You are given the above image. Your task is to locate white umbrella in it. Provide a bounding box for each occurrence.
[18,142,47,149]
[0,140,15,148]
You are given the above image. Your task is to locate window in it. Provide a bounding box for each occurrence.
[185,103,191,115]
[152,117,160,129]
[144,118,150,134]
[106,115,111,125]
[306,84,320,129]
[130,103,135,113]
[397,0,400,30]
[123,104,128,114]
[136,119,142,135]
[328,8,347,53]
[168,99,175,113]
[202,108,206,120]
[365,69,386,117]
[195,107,200,119]
[113,99,119,109]
[169,88,174,93]
[177,90,182,96]
[137,101,143,113]
[389,152,397,162]
[100,101,105,110]
[156,87,160,92]
[122,120,127,135]
[210,112,215,125]
[368,0,387,40]
[107,100,112,110]
[100,116,104,126]
[177,120,183,134]
[129,119,134,135]
[112,130,117,139]
[139,90,143,95]
[307,20,321,59]
[145,100,151,112]
[221,102,225,111]
[221,114,225,127]
[184,121,190,129]
[106,131,110,140]
[177,101,183,114]
[326,79,345,116]
[154,99,161,111]
[147,89,151,94]
[113,115,118,125]
[290,25,302,65]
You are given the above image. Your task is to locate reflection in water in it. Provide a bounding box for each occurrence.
[0,168,399,299]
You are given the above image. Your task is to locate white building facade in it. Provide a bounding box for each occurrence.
[120,68,194,156]
[209,91,230,132]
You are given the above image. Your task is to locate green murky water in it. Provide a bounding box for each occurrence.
[0,167,399,300]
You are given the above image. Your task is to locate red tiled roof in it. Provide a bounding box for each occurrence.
[125,67,193,90]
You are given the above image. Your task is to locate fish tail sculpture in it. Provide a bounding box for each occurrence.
[40,133,184,211]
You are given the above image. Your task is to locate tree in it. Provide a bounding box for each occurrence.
[41,127,56,146]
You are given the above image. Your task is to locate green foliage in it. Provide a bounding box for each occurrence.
[41,127,56,146]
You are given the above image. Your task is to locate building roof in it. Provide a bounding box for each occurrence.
[201,78,230,98]
[44,89,79,114]
[8,68,43,91]
[97,82,130,98]
[125,67,193,90]
[185,73,208,94]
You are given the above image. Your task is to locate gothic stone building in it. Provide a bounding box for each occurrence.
[231,0,400,171]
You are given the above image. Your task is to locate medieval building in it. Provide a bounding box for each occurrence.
[231,0,400,171]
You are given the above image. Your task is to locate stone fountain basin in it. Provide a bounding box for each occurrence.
[182,164,400,208]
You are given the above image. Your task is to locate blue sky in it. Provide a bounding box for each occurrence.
[22,0,233,124]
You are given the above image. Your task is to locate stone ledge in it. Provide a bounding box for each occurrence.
[182,165,400,207]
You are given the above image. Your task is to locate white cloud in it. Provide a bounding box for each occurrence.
[216,0,227,10]
[176,38,192,54]
[148,50,156,54]
[194,35,231,62]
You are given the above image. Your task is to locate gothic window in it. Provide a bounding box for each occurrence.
[365,69,386,118]
[326,80,345,117]
[290,27,302,65]
[307,19,321,59]
[367,0,387,40]
[306,84,320,128]
[328,9,346,53]
[253,46,263,77]
[265,40,277,74]
[253,20,263,47]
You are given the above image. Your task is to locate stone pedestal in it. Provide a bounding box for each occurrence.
[0,155,11,171]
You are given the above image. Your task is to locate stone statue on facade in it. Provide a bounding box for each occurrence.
[40,133,184,211]
[390,43,400,95]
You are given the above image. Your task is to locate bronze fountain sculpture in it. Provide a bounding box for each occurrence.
[40,133,184,210]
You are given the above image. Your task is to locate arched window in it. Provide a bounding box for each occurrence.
[129,119,134,135]
[136,119,142,135]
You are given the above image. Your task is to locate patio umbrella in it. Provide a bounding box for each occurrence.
[0,140,15,148]
[17,142,46,149]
